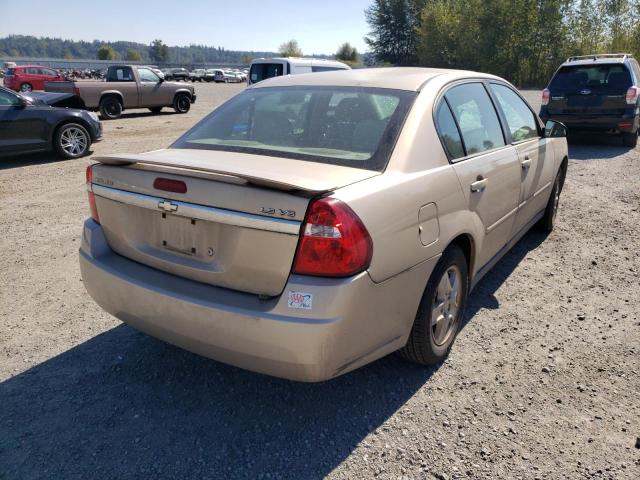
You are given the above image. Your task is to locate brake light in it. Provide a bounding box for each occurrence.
[292,197,372,277]
[153,177,187,194]
[86,165,100,224]
[541,88,550,106]
[73,86,80,97]
[626,86,639,105]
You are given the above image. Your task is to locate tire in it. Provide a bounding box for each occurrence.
[398,245,469,365]
[622,130,638,148]
[54,123,91,159]
[99,96,122,120]
[537,170,564,233]
[148,107,163,114]
[20,83,33,92]
[173,93,191,113]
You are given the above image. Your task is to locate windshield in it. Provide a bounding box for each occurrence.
[550,65,633,94]
[171,86,416,171]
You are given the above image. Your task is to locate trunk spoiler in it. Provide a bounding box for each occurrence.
[93,149,380,193]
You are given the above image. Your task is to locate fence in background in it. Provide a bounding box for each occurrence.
[1,57,247,70]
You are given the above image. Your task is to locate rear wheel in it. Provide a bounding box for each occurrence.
[148,107,163,114]
[54,123,91,159]
[20,83,32,92]
[398,245,469,365]
[622,130,638,148]
[99,96,122,120]
[173,93,191,113]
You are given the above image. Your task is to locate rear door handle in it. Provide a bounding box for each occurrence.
[470,177,488,193]
[521,157,532,169]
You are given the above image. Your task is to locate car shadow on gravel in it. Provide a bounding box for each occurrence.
[0,230,549,480]
[108,111,183,120]
[0,151,89,170]
[0,326,436,479]
[567,133,636,160]
[464,229,548,322]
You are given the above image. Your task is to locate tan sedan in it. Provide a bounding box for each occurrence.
[80,68,568,381]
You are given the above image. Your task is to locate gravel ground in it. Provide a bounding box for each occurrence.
[0,84,638,480]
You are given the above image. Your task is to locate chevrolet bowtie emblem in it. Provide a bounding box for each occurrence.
[158,200,178,212]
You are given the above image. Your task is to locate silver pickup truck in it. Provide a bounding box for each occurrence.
[45,65,196,120]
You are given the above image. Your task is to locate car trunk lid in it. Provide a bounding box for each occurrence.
[90,149,380,296]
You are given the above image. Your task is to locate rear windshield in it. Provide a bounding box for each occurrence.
[549,65,633,93]
[250,63,285,84]
[171,86,416,171]
[106,67,134,82]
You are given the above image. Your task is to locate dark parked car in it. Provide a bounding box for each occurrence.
[540,53,640,147]
[165,68,190,82]
[0,86,102,159]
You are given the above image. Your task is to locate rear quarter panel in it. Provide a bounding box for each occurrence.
[333,79,485,284]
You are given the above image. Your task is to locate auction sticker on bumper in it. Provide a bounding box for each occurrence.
[288,291,313,310]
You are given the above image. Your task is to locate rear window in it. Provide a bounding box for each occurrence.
[106,67,134,82]
[250,63,285,84]
[549,65,633,93]
[172,86,416,171]
[5,68,15,75]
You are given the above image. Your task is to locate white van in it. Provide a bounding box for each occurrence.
[248,57,350,85]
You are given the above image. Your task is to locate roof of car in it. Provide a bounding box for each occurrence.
[12,65,52,69]
[562,54,634,67]
[250,67,500,92]
[563,58,628,67]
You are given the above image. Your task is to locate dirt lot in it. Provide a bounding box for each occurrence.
[0,83,638,480]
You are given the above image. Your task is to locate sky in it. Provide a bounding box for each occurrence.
[0,0,372,55]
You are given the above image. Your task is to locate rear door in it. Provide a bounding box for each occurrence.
[546,64,633,117]
[437,82,521,269]
[489,83,555,233]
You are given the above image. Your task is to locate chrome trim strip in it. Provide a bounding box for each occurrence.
[92,184,301,235]
[486,207,518,233]
[533,181,552,198]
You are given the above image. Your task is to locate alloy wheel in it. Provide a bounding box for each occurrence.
[60,127,88,156]
[430,265,462,346]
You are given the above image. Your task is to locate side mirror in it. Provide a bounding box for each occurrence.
[545,120,567,138]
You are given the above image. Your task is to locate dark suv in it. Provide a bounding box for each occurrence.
[539,54,640,147]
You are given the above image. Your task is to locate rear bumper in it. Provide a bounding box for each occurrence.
[79,220,435,382]
[540,108,639,133]
[3,77,17,91]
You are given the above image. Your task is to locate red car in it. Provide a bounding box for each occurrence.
[3,65,65,93]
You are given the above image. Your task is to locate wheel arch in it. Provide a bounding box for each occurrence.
[172,89,194,102]
[99,91,124,106]
[445,233,476,283]
[559,155,568,190]
[49,117,93,146]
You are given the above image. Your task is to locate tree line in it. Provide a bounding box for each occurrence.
[366,0,640,86]
[0,35,277,65]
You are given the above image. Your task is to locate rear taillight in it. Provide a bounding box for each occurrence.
[625,86,639,105]
[73,86,80,96]
[292,198,372,277]
[541,88,550,106]
[86,165,100,224]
